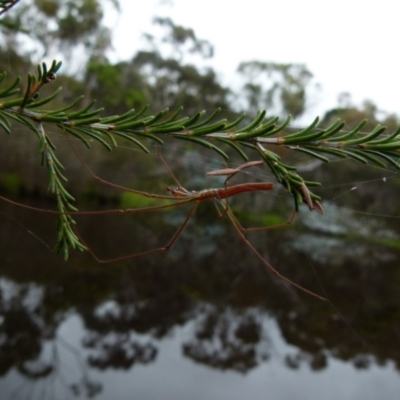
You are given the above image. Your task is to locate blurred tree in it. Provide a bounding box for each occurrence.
[0,0,118,60]
[237,61,318,119]
[151,16,214,60]
[83,17,233,116]
[322,94,400,131]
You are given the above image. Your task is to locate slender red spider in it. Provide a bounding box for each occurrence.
[0,136,326,301]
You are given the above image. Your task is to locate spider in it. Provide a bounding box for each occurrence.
[0,135,326,301]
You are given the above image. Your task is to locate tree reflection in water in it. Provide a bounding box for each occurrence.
[1,178,400,398]
[0,279,102,398]
[183,306,270,372]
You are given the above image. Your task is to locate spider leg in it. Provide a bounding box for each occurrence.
[225,207,326,301]
[237,210,297,233]
[65,132,176,201]
[74,204,198,263]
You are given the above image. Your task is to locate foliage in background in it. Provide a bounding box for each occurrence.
[0,0,117,58]
[237,61,317,119]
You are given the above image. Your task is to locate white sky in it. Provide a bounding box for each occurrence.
[105,0,400,119]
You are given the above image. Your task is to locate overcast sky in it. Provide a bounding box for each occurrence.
[105,0,400,119]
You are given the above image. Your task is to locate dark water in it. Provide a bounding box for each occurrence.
[1,160,400,400]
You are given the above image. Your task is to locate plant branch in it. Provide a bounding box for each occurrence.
[2,61,400,259]
[0,0,20,16]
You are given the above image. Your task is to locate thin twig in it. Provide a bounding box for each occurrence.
[0,0,20,17]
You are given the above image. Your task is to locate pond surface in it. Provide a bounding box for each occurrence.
[1,157,400,400]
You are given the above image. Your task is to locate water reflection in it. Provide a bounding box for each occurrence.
[182,305,271,372]
[1,189,400,399]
